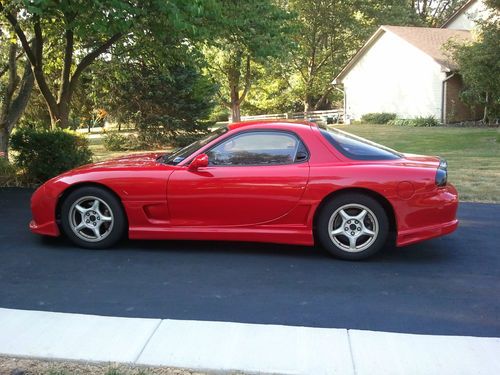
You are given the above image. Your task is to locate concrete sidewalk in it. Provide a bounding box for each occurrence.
[0,308,499,374]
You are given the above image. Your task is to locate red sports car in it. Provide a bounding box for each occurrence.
[30,120,458,260]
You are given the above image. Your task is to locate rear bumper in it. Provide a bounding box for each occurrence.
[396,219,458,247]
[396,184,459,247]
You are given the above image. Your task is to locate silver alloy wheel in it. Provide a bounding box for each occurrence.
[328,203,379,253]
[68,196,114,243]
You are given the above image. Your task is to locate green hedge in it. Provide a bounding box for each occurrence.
[361,112,397,124]
[0,157,20,186]
[388,116,440,127]
[10,128,93,182]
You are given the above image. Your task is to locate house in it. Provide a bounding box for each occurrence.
[443,0,490,30]
[333,0,490,124]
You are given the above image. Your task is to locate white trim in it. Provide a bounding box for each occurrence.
[1,307,499,374]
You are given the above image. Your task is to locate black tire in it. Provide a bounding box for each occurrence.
[60,186,126,249]
[316,193,389,260]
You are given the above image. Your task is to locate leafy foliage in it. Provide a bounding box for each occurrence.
[203,0,294,121]
[10,128,92,182]
[0,0,217,128]
[388,116,440,127]
[0,156,21,186]
[450,17,500,123]
[99,61,216,148]
[361,113,397,124]
[103,132,128,151]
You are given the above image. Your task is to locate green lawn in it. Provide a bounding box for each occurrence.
[86,125,500,203]
[334,124,500,203]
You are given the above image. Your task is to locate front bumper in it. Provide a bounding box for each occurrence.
[29,185,60,237]
[29,219,60,236]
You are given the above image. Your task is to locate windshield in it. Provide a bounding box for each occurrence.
[162,127,228,165]
[319,126,401,160]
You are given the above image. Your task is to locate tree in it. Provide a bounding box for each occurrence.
[0,0,214,129]
[87,50,216,147]
[450,8,500,123]
[0,27,33,159]
[204,0,293,122]
[287,0,417,112]
[410,0,469,27]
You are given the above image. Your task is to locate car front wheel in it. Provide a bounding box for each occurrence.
[60,186,126,249]
[317,193,389,260]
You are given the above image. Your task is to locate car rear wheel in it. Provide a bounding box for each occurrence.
[60,186,126,249]
[317,193,389,260]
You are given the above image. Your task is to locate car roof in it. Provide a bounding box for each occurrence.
[227,119,318,131]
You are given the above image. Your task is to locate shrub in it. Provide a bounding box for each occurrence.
[170,131,209,148]
[103,132,128,151]
[0,157,20,186]
[388,116,440,127]
[10,128,93,182]
[361,112,397,124]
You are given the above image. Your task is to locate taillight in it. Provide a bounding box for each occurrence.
[435,159,448,186]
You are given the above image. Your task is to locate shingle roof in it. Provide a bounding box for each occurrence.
[334,26,472,83]
[383,26,472,70]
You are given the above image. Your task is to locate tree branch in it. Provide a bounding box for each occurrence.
[30,19,58,116]
[0,50,23,79]
[70,32,123,91]
[5,57,34,132]
[0,3,36,65]
[238,55,251,105]
[58,27,74,102]
[215,89,231,108]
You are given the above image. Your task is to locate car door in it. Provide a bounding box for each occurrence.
[167,130,310,227]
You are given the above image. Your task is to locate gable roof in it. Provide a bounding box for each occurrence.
[333,26,472,83]
[441,0,478,28]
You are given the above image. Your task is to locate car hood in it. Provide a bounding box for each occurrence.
[77,152,166,171]
[50,153,173,181]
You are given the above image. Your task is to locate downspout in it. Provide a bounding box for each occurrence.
[441,72,456,124]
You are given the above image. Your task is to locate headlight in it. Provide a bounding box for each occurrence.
[435,158,448,186]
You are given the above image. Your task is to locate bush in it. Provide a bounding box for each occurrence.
[361,112,397,124]
[10,128,93,182]
[170,131,209,148]
[103,132,128,151]
[388,116,440,127]
[0,157,20,186]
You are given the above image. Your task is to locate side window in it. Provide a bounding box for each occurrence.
[206,131,304,166]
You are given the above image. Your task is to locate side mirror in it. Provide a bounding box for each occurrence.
[189,153,209,171]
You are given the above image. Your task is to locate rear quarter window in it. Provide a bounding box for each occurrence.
[320,128,401,161]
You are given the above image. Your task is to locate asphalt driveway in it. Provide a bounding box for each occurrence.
[0,188,499,337]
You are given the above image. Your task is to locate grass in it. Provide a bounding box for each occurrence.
[334,124,500,203]
[84,131,170,161]
[0,356,208,375]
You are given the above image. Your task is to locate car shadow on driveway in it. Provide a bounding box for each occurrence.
[39,231,457,265]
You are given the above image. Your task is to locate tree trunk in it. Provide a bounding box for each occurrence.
[483,92,489,124]
[231,101,241,123]
[304,97,312,113]
[229,79,241,122]
[0,45,34,159]
[0,127,9,158]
